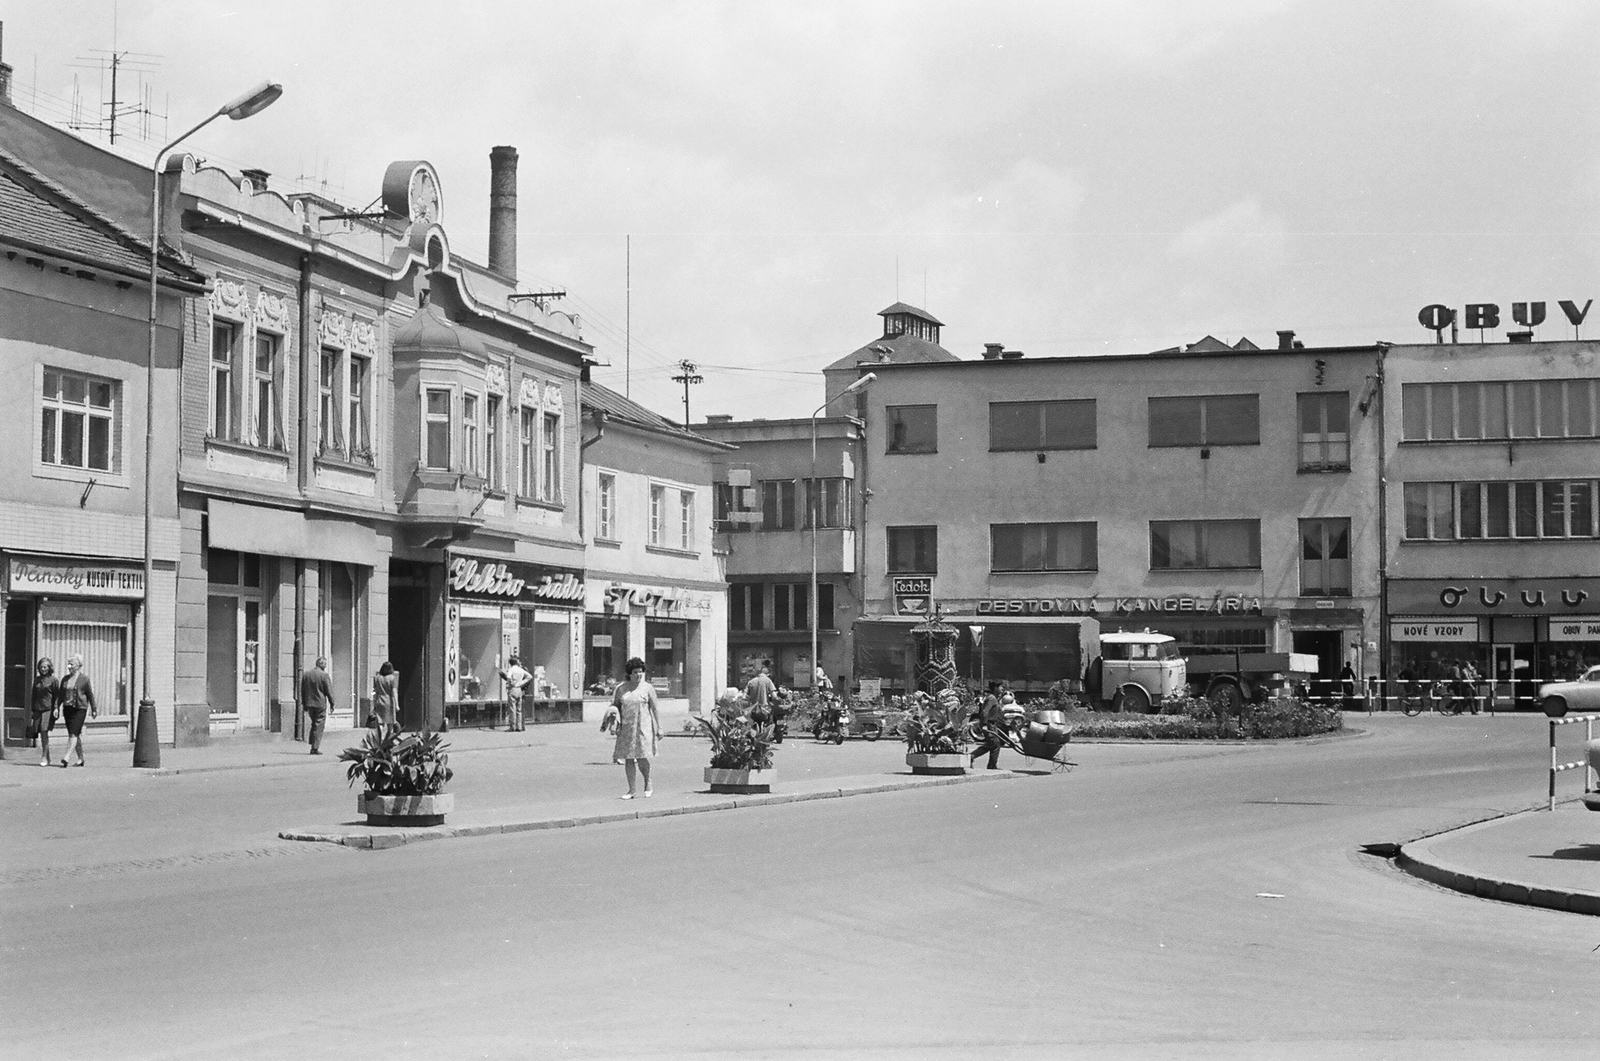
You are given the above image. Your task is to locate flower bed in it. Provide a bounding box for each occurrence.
[1063,694,1344,740]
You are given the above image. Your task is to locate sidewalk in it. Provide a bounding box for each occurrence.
[1399,800,1600,916]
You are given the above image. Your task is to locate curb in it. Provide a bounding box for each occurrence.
[1396,809,1600,917]
[279,768,1025,850]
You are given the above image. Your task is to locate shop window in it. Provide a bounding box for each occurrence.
[1297,393,1350,470]
[646,620,685,697]
[1150,520,1260,570]
[40,369,118,473]
[522,608,573,699]
[323,562,358,711]
[1148,394,1259,447]
[462,392,481,477]
[210,321,239,439]
[991,522,1097,572]
[804,478,853,529]
[886,405,937,454]
[423,388,452,470]
[887,526,937,573]
[1402,379,1600,441]
[990,399,1096,451]
[1299,518,1351,596]
[597,472,618,540]
[456,609,502,701]
[762,480,798,531]
[485,395,503,490]
[585,615,628,695]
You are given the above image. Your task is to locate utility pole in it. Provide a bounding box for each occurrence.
[672,360,703,429]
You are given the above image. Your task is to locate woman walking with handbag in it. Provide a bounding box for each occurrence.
[58,653,97,768]
[371,661,399,729]
[611,657,661,799]
[30,657,60,768]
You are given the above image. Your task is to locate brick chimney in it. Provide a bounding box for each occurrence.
[1276,330,1296,351]
[488,146,518,280]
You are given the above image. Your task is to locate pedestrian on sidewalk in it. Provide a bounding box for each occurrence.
[498,654,531,732]
[57,654,96,768]
[30,657,59,768]
[1339,662,1358,712]
[612,657,661,799]
[745,663,776,721]
[970,682,1007,770]
[300,657,334,755]
[370,662,398,729]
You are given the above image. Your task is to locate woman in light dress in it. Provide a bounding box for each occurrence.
[610,657,661,799]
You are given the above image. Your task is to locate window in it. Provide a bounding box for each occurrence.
[1299,518,1351,596]
[597,472,617,539]
[209,322,237,439]
[541,411,561,501]
[1402,380,1600,441]
[348,354,371,460]
[40,370,117,472]
[816,582,835,630]
[485,395,502,489]
[423,388,452,470]
[1405,480,1600,540]
[680,490,695,550]
[519,407,537,496]
[887,526,938,573]
[649,484,666,545]
[252,332,281,448]
[773,584,792,631]
[805,477,853,529]
[462,393,480,476]
[990,400,1096,451]
[885,404,937,454]
[716,480,760,533]
[1298,393,1350,470]
[1148,394,1259,447]
[762,479,798,531]
[318,348,341,454]
[1150,520,1260,569]
[991,522,1097,572]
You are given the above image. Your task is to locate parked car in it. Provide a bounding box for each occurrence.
[1538,666,1600,717]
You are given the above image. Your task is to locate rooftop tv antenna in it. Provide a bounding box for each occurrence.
[66,6,164,144]
[672,360,704,429]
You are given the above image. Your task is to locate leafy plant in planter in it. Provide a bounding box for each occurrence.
[340,723,454,794]
[339,724,455,825]
[903,691,973,775]
[695,699,776,793]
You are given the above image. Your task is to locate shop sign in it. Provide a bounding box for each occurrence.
[604,583,687,616]
[8,555,146,599]
[973,594,1262,617]
[893,577,931,595]
[1417,300,1591,336]
[1549,620,1600,641]
[895,594,931,616]
[1390,619,1480,643]
[1387,578,1600,616]
[446,553,584,605]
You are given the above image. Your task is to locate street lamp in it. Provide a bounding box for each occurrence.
[136,80,282,768]
[810,373,875,698]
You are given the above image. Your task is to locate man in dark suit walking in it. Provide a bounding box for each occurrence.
[300,657,334,755]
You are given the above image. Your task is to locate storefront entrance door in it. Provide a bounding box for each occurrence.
[207,595,264,728]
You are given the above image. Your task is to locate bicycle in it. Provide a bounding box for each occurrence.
[1400,681,1469,717]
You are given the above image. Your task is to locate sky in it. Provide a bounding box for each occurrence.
[5,0,1599,424]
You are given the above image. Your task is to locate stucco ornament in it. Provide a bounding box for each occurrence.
[255,290,290,333]
[317,307,349,349]
[485,364,507,395]
[519,376,540,408]
[210,278,250,321]
[349,319,378,359]
[542,381,564,414]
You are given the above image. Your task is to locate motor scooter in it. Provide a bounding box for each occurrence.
[811,694,849,745]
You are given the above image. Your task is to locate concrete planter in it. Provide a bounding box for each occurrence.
[906,752,968,776]
[704,767,774,794]
[358,792,453,827]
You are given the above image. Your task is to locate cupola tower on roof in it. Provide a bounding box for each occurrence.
[879,301,942,345]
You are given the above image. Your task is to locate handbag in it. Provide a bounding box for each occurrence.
[25,716,37,741]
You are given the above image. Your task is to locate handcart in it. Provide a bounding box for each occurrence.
[1004,719,1075,773]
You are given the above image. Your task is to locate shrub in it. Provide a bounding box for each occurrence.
[903,692,973,754]
[339,724,453,795]
[693,703,776,771]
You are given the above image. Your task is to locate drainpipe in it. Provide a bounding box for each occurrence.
[1374,343,1390,709]
[293,254,313,739]
[578,401,606,540]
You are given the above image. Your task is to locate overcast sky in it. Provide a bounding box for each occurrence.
[7,0,1598,423]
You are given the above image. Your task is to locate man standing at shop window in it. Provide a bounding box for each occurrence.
[300,657,334,755]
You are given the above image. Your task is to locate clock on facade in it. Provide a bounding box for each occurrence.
[381,161,444,226]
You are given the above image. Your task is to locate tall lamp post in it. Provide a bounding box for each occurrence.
[136,81,282,768]
[810,373,875,696]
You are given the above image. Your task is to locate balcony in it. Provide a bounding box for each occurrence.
[719,526,855,576]
[397,467,489,548]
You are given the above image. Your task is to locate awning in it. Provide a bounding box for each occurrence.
[208,500,378,566]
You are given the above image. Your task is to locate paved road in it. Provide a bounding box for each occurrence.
[4,714,1596,1060]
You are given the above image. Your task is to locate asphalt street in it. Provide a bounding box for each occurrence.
[4,714,1597,1060]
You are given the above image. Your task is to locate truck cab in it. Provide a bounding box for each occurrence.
[1089,632,1187,713]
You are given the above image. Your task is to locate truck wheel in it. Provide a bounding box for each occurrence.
[1209,682,1243,716]
[1113,686,1151,713]
[1542,696,1569,718]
